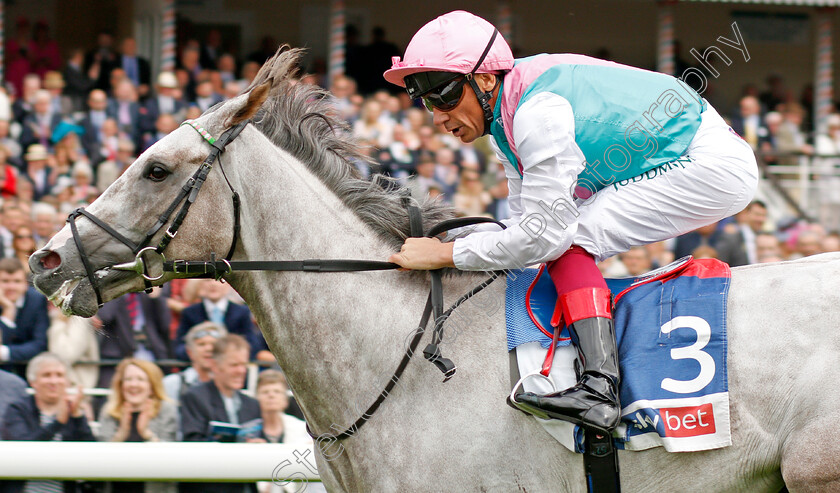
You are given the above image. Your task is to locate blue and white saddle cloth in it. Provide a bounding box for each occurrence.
[506,256,732,453]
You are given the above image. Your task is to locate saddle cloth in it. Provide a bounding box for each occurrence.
[506,257,732,452]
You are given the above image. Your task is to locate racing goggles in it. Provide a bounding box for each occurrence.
[405,72,469,112]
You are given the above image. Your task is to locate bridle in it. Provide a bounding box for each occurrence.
[67,120,250,307]
[65,118,506,442]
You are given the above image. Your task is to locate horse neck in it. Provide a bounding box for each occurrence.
[223,136,431,432]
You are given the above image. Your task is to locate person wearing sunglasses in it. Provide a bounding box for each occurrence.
[384,10,758,432]
[163,321,227,406]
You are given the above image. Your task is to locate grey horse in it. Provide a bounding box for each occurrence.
[29,48,840,492]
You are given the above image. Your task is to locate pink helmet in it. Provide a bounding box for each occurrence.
[383,10,514,89]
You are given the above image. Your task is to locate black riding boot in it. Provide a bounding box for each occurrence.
[516,316,621,432]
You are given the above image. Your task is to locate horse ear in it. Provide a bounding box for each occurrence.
[229,82,270,126]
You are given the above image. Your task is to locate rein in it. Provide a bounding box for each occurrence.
[67,119,506,442]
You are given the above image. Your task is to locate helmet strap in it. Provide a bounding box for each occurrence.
[466,28,501,136]
[467,74,500,136]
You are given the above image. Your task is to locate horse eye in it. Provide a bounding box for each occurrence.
[146,165,169,182]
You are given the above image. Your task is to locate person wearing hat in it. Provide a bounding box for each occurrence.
[22,143,55,201]
[43,70,73,117]
[384,11,758,432]
[141,71,187,135]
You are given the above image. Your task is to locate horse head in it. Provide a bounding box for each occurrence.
[29,51,289,318]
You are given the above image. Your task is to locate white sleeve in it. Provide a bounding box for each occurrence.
[452,93,585,271]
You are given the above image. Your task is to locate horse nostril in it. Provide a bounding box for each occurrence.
[40,251,62,270]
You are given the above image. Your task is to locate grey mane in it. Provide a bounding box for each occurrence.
[231,46,456,249]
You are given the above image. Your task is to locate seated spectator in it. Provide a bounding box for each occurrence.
[794,229,824,259]
[141,113,178,153]
[1,353,95,492]
[822,231,840,253]
[15,179,35,207]
[175,280,263,361]
[0,258,49,377]
[180,334,260,493]
[193,77,223,113]
[19,89,62,151]
[777,102,814,157]
[0,202,28,258]
[51,122,88,172]
[618,246,653,277]
[453,169,491,217]
[0,367,27,422]
[716,200,767,266]
[353,99,393,149]
[759,111,783,163]
[433,147,460,200]
[730,95,765,150]
[222,80,243,101]
[406,154,440,201]
[97,136,136,190]
[98,117,124,162]
[22,143,56,201]
[43,70,73,117]
[755,232,783,263]
[12,225,36,276]
[107,78,142,147]
[142,71,187,134]
[48,309,99,391]
[673,222,722,260]
[95,289,171,389]
[253,370,308,445]
[97,358,178,493]
[69,160,98,203]
[164,321,226,404]
[98,358,177,442]
[691,245,719,259]
[78,89,109,161]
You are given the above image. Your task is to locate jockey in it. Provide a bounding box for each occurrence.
[384,10,758,432]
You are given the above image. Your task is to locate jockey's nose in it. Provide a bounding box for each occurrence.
[432,108,450,127]
[30,249,62,274]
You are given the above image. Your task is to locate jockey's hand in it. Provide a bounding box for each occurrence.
[388,237,456,270]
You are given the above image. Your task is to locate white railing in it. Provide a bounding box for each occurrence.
[759,152,840,231]
[0,442,322,483]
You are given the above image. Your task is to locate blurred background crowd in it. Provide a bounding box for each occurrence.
[0,14,837,493]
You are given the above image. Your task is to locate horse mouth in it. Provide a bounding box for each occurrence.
[47,277,83,316]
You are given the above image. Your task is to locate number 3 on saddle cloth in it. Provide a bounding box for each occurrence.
[505,256,733,454]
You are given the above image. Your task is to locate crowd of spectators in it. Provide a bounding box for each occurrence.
[0,19,838,491]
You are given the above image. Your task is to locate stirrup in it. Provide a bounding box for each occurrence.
[507,370,557,420]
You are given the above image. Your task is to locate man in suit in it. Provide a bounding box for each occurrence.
[21,144,55,201]
[175,280,264,361]
[180,334,260,493]
[19,89,63,151]
[118,37,151,98]
[106,78,142,150]
[715,200,768,267]
[77,89,109,163]
[730,95,765,151]
[95,289,171,388]
[0,367,27,421]
[141,71,187,137]
[84,30,119,92]
[0,258,49,378]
